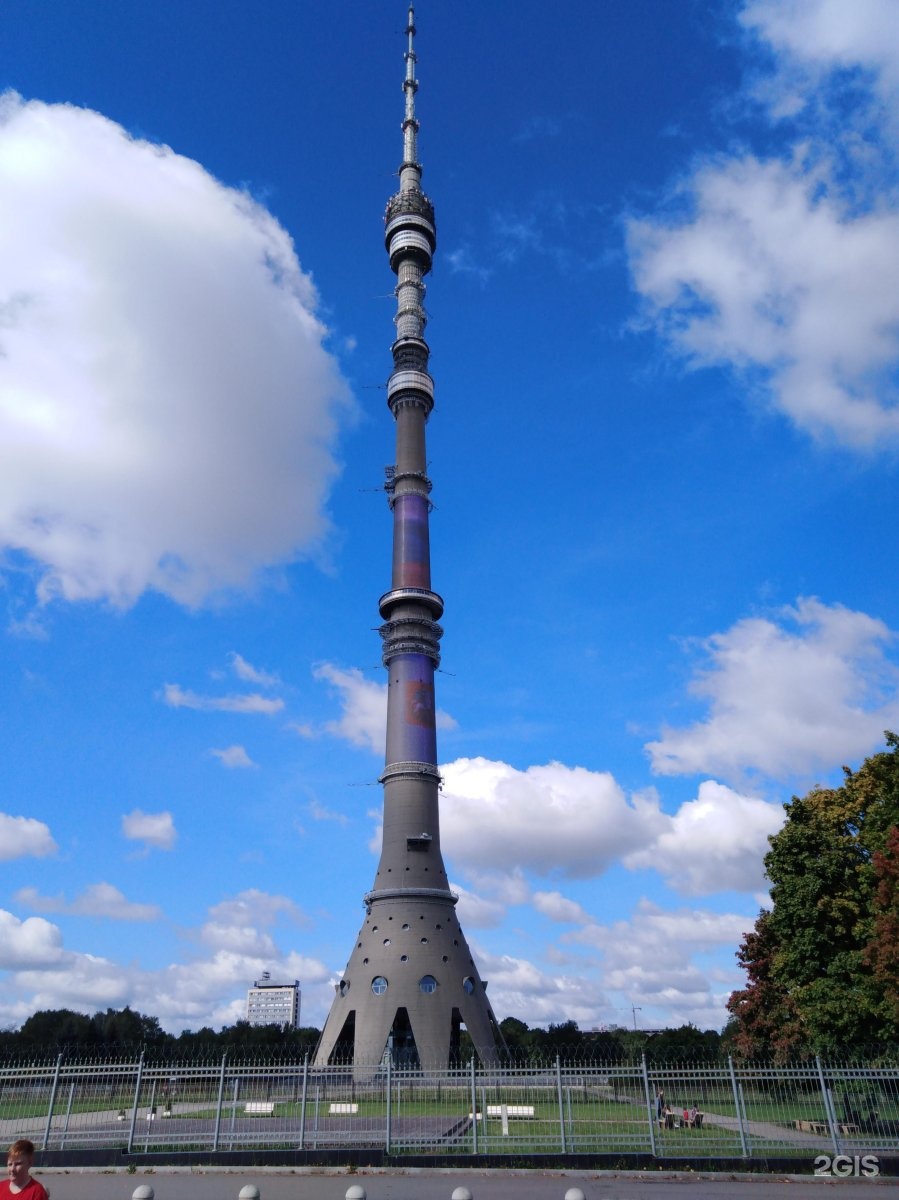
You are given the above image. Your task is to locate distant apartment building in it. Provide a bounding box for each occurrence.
[245,973,301,1028]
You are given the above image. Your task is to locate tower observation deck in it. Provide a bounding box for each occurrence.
[313,8,503,1069]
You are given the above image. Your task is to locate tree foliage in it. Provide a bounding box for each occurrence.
[0,1007,320,1060]
[496,1016,722,1063]
[727,733,899,1057]
[2,1007,727,1063]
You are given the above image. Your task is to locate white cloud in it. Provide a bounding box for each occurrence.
[646,598,899,782]
[0,93,352,610]
[740,0,899,116]
[627,2,899,449]
[446,246,493,285]
[229,653,280,688]
[440,757,666,879]
[0,812,56,860]
[575,899,759,960]
[162,683,283,715]
[624,781,783,895]
[464,868,531,908]
[628,155,899,447]
[313,661,457,753]
[15,882,162,921]
[314,664,386,752]
[14,955,132,1010]
[451,881,508,930]
[307,798,349,826]
[0,890,331,1033]
[206,888,306,929]
[475,946,608,1028]
[138,948,329,1032]
[199,923,280,957]
[532,890,592,924]
[0,909,66,968]
[121,809,177,851]
[566,899,752,1028]
[210,744,256,769]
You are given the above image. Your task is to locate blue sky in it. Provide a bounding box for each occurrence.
[1,0,899,1036]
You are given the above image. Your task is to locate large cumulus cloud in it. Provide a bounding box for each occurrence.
[0,93,352,609]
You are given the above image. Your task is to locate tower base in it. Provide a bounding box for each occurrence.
[314,893,503,1069]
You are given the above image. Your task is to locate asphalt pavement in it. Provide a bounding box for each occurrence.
[31,1168,897,1200]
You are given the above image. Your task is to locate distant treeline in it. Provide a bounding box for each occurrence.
[0,1007,321,1059]
[0,1006,729,1062]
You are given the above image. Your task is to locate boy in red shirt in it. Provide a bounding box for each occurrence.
[0,1140,48,1200]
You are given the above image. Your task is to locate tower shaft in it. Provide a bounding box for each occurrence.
[314,7,502,1070]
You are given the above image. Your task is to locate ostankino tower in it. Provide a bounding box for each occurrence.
[313,7,503,1069]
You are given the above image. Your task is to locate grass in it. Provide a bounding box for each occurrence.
[9,1082,898,1158]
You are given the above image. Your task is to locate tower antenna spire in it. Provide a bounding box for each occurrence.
[402,6,420,177]
[314,8,503,1071]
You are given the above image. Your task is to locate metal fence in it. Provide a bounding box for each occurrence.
[2,1053,898,1160]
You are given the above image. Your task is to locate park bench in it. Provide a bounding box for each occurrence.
[795,1119,828,1134]
[244,1101,275,1115]
[329,1102,359,1114]
[795,1119,858,1135]
[469,1104,536,1120]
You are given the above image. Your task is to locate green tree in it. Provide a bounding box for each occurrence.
[864,825,899,1025]
[18,1008,96,1049]
[726,910,804,1059]
[644,1023,721,1063]
[498,1016,533,1060]
[531,1020,582,1058]
[91,1006,167,1048]
[581,1027,628,1061]
[727,734,899,1055]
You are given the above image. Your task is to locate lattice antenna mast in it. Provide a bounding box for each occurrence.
[402,7,420,180]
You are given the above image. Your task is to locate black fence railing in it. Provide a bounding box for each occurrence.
[1,1052,897,1163]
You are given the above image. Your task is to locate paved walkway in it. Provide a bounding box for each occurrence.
[699,1110,833,1150]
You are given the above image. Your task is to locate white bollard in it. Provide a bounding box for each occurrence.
[564,1189,586,1200]
[238,1188,261,1200]
[132,1187,154,1200]
[452,1189,473,1200]
[345,1186,366,1200]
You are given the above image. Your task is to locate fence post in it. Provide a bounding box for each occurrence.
[212,1052,228,1151]
[640,1055,657,1157]
[726,1056,749,1158]
[815,1055,841,1157]
[470,1055,478,1154]
[555,1056,567,1153]
[41,1052,63,1151]
[298,1053,309,1150]
[126,1052,145,1155]
[59,1079,75,1149]
[142,1077,157,1153]
[227,1076,239,1150]
[385,1053,392,1155]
